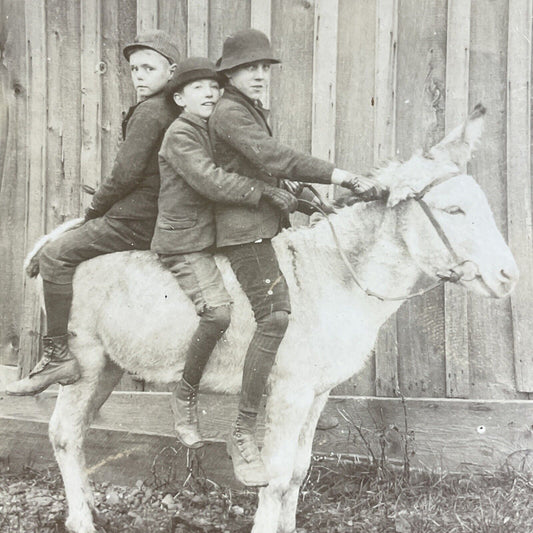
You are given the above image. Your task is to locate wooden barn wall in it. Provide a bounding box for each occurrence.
[0,0,532,399]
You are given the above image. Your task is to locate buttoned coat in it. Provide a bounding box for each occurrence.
[208,85,335,247]
[152,111,265,254]
[91,92,178,223]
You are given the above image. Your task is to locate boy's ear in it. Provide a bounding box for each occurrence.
[173,92,184,108]
[168,63,177,78]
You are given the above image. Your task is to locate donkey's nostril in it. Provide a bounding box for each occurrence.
[500,269,511,281]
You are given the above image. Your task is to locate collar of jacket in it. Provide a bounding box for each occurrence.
[222,85,271,134]
[122,91,168,138]
[178,110,208,131]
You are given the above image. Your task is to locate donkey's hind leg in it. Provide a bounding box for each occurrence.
[277,391,329,533]
[49,343,123,533]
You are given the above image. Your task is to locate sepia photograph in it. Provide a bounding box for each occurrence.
[0,0,532,531]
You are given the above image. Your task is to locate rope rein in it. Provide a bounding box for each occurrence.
[300,173,467,302]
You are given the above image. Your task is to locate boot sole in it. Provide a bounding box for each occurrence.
[226,440,269,488]
[175,434,205,450]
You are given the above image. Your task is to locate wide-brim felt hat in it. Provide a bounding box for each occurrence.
[166,57,222,94]
[123,29,181,64]
[216,29,280,72]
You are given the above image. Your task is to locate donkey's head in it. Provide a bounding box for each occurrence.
[375,104,518,298]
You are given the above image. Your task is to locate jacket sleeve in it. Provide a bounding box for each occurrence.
[90,102,167,216]
[212,103,335,183]
[162,127,266,206]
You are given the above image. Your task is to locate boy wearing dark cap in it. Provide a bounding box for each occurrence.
[152,57,298,451]
[209,29,386,486]
[7,30,180,396]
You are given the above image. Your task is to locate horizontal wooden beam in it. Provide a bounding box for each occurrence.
[1,390,532,482]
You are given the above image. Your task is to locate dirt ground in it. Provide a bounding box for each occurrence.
[1,457,532,533]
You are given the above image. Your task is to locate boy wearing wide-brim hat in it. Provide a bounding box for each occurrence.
[209,28,386,487]
[152,57,300,451]
[7,30,180,397]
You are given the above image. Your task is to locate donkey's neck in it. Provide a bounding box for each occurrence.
[276,202,423,313]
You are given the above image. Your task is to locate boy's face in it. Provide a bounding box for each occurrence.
[173,79,221,119]
[129,48,175,101]
[226,61,271,100]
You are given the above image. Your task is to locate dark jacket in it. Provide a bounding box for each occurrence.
[152,111,265,255]
[208,85,335,247]
[91,92,178,220]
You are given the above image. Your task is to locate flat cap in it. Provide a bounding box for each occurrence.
[123,29,180,64]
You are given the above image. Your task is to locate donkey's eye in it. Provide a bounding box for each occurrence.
[444,205,465,215]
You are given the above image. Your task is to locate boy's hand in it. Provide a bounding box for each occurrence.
[83,205,101,222]
[262,185,298,215]
[331,169,388,201]
[281,179,305,196]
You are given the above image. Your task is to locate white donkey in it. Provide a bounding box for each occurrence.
[26,105,517,533]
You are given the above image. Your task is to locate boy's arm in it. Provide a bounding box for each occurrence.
[89,103,167,217]
[163,128,267,206]
[211,104,335,183]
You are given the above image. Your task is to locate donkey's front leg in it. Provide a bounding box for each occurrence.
[252,384,315,533]
[277,391,329,533]
[49,348,123,533]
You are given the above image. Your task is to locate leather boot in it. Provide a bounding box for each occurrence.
[170,379,204,449]
[227,412,268,487]
[6,334,81,396]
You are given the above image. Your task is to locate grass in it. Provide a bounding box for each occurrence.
[1,457,531,533]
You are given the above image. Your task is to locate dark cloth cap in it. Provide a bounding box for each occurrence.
[123,29,181,64]
[166,57,221,95]
[216,29,280,72]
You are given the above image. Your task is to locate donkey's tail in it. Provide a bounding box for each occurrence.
[24,218,84,278]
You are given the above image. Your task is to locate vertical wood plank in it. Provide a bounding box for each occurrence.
[18,0,47,375]
[444,0,471,398]
[158,0,187,58]
[102,0,143,392]
[332,0,377,396]
[395,0,447,398]
[46,0,82,231]
[187,0,208,57]
[373,0,399,397]
[80,0,102,213]
[136,0,158,33]
[250,0,272,107]
[468,0,519,399]
[0,0,28,367]
[311,0,338,200]
[507,0,533,392]
[208,0,250,61]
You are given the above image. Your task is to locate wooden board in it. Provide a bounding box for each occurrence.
[311,0,338,203]
[1,391,532,477]
[80,0,102,212]
[208,0,250,62]
[46,0,82,230]
[332,0,378,397]
[443,0,471,398]
[373,0,399,397]
[468,0,519,399]
[507,0,533,392]
[395,0,447,398]
[136,0,158,33]
[18,0,47,375]
[0,0,27,367]
[158,0,187,58]
[187,0,209,57]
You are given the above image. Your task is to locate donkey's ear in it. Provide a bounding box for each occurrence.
[429,103,486,170]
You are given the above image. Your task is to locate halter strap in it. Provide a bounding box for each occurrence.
[302,171,473,301]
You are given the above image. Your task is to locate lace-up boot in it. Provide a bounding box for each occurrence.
[5,335,81,396]
[170,378,204,449]
[227,411,268,487]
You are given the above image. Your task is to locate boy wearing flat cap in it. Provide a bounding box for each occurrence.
[209,28,386,486]
[7,30,180,396]
[152,57,298,451]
